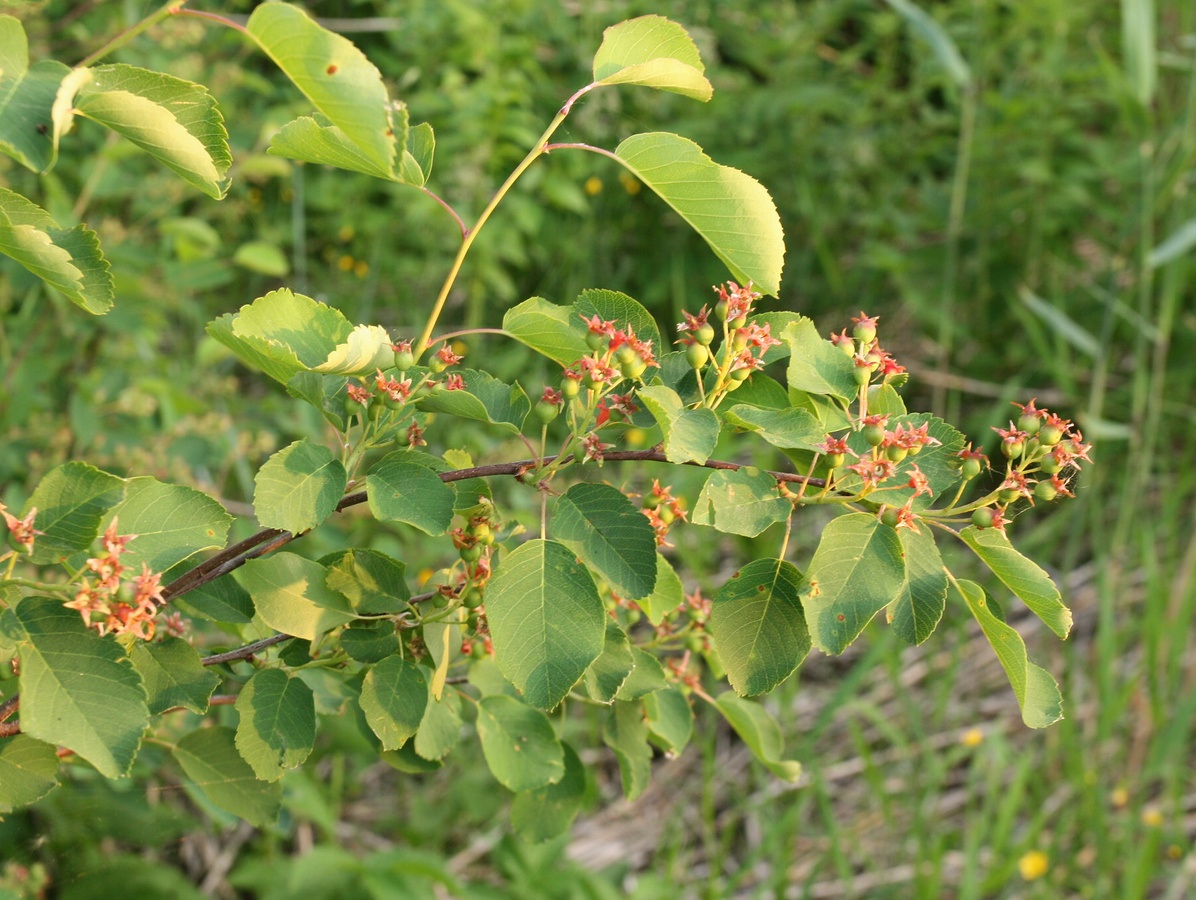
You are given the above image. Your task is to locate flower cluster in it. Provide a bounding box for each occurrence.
[62,520,167,640]
[832,312,906,387]
[675,282,782,405]
[641,480,687,546]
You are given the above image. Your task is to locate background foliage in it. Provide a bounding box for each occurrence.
[1,0,1194,896]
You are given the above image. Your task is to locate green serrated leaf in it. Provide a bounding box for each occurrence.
[709,559,809,697]
[715,692,801,781]
[130,636,220,715]
[614,647,668,701]
[0,16,68,173]
[174,575,254,624]
[782,317,856,401]
[321,548,409,615]
[0,187,113,314]
[416,368,530,435]
[592,15,712,100]
[413,686,462,761]
[692,468,790,537]
[886,526,947,645]
[575,288,663,358]
[174,726,281,826]
[637,384,720,464]
[502,296,589,367]
[645,686,693,754]
[603,699,652,800]
[400,120,435,185]
[486,539,605,710]
[254,439,347,534]
[233,552,355,641]
[235,668,315,781]
[59,64,231,198]
[613,133,784,296]
[0,734,59,813]
[476,694,564,792]
[359,655,428,751]
[639,553,683,626]
[21,461,124,564]
[584,622,635,703]
[553,483,657,600]
[268,112,394,179]
[366,453,456,535]
[12,596,148,778]
[958,526,1072,638]
[312,323,394,375]
[803,514,906,655]
[723,404,824,451]
[106,477,232,574]
[247,2,394,174]
[511,740,586,842]
[957,579,1063,727]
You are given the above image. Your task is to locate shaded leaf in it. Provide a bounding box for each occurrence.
[502,296,589,367]
[413,686,462,761]
[321,548,409,615]
[511,741,586,842]
[584,622,635,704]
[366,453,455,536]
[359,655,428,751]
[174,726,281,827]
[21,461,124,565]
[0,16,68,172]
[639,553,684,626]
[0,734,59,813]
[235,668,316,781]
[575,288,663,359]
[782,317,856,401]
[603,699,652,800]
[553,482,657,600]
[269,111,393,179]
[486,539,605,710]
[723,404,824,451]
[886,526,947,645]
[476,695,564,792]
[614,647,668,701]
[416,368,530,435]
[130,636,219,715]
[106,477,232,574]
[715,692,801,781]
[645,686,693,754]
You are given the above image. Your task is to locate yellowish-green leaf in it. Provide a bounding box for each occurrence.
[592,15,712,101]
[174,727,281,827]
[0,16,68,173]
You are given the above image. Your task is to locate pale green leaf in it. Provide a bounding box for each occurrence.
[400,120,435,185]
[253,439,347,534]
[644,686,693,754]
[592,15,712,100]
[637,384,720,464]
[639,553,684,625]
[130,636,220,715]
[958,526,1072,638]
[502,296,589,367]
[0,187,113,314]
[603,699,651,800]
[716,692,802,781]
[552,483,658,600]
[584,622,635,704]
[486,539,605,710]
[359,655,428,751]
[957,579,1063,728]
[782,317,856,401]
[235,668,315,781]
[614,647,668,701]
[0,16,68,172]
[1149,217,1196,268]
[366,453,456,535]
[0,734,59,813]
[884,0,972,88]
[21,461,124,565]
[511,741,586,842]
[268,112,392,179]
[233,552,356,641]
[802,513,907,654]
[13,597,148,778]
[885,526,947,645]
[321,548,409,615]
[106,477,232,574]
[247,2,395,174]
[613,132,784,296]
[413,687,462,761]
[60,64,231,198]
[174,727,281,827]
[723,404,824,451]
[476,695,564,792]
[312,323,394,375]
[233,240,289,276]
[709,559,809,697]
[415,368,531,435]
[692,468,790,537]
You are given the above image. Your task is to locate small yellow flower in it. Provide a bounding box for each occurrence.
[353,260,369,278]
[960,727,984,747]
[1111,787,1129,808]
[1141,807,1163,827]
[584,175,603,196]
[338,224,355,242]
[619,171,641,195]
[1167,844,1183,860]
[338,254,355,272]
[417,567,435,586]
[1018,850,1049,881]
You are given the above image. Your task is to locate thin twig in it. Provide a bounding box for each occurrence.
[200,633,293,667]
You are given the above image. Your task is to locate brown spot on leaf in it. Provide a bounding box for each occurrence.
[326,64,338,75]
[836,613,846,621]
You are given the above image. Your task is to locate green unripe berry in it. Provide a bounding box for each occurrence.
[431,594,450,609]
[972,507,996,529]
[998,488,1021,504]
[428,356,447,374]
[561,377,581,400]
[1034,481,1058,502]
[642,492,663,510]
[462,587,485,609]
[685,633,705,652]
[729,365,752,382]
[585,331,607,351]
[393,347,414,371]
[470,641,487,659]
[382,391,406,411]
[616,344,638,365]
[825,453,844,470]
[459,544,482,563]
[961,457,983,479]
[694,323,716,346]
[343,395,362,419]
[625,608,641,626]
[1038,454,1062,475]
[853,365,872,386]
[1038,424,1064,446]
[534,399,560,425]
[1018,414,1042,435]
[885,444,908,463]
[837,337,856,358]
[853,322,876,344]
[471,522,494,545]
[367,397,385,422]
[1000,439,1024,459]
[620,356,648,381]
[862,424,886,447]
[686,342,709,369]
[729,315,748,330]
[880,508,900,528]
[730,330,749,353]
[714,299,729,321]
[658,505,677,525]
